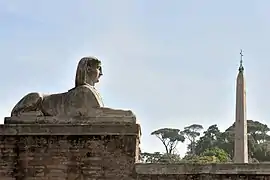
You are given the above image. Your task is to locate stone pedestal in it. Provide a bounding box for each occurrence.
[0,116,141,180]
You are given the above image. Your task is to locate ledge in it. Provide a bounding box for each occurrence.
[0,123,141,136]
[4,115,136,124]
[135,163,270,175]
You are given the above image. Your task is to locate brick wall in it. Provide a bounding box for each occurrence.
[137,174,270,179]
[3,123,270,180]
[135,163,270,180]
[0,123,140,179]
[0,136,17,179]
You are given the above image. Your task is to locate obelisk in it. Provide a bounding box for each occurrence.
[234,49,248,163]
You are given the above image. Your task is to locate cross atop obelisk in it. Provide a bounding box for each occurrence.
[239,49,244,72]
[234,49,248,163]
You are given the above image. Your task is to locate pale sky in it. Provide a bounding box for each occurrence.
[1,0,270,155]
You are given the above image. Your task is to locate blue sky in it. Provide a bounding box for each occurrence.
[1,0,270,155]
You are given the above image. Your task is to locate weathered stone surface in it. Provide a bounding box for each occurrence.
[234,63,248,163]
[0,122,141,179]
[4,114,136,124]
[0,123,141,135]
[9,56,134,120]
[3,122,270,180]
[1,55,142,179]
[0,136,17,179]
[137,174,270,179]
[136,163,270,175]
[136,163,270,179]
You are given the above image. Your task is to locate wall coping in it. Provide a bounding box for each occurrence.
[135,163,270,175]
[4,115,136,124]
[0,123,141,136]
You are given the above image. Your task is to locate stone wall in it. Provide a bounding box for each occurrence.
[0,135,17,179]
[135,163,270,180]
[3,122,270,179]
[0,123,140,179]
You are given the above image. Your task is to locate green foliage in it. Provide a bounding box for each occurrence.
[194,124,223,155]
[151,128,185,154]
[140,152,181,163]
[201,147,230,162]
[159,153,182,163]
[140,152,163,163]
[144,119,270,163]
[182,154,219,163]
[181,124,203,155]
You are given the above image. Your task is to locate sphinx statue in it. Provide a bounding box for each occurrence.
[8,56,134,123]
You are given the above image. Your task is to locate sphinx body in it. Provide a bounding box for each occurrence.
[11,85,103,117]
[10,56,134,119]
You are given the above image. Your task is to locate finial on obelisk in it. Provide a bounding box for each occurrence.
[239,49,244,72]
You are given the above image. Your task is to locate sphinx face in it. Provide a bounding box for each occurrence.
[95,66,103,83]
[87,60,103,85]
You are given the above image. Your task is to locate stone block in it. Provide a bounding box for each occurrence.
[135,163,270,179]
[0,119,141,179]
[4,114,136,124]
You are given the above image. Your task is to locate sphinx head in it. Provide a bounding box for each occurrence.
[75,56,103,87]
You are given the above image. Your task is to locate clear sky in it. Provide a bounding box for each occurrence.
[1,0,270,156]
